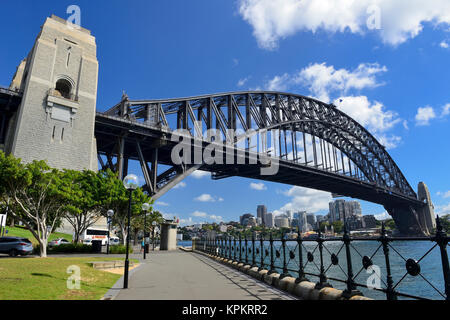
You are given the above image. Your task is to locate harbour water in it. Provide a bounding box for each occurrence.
[194,239,448,300]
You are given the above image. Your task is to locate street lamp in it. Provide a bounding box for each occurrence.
[152,221,157,251]
[123,174,138,289]
[106,209,114,255]
[142,202,151,260]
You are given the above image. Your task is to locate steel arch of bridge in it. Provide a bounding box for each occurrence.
[103,91,417,203]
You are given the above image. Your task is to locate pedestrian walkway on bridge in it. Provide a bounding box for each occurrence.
[104,249,296,300]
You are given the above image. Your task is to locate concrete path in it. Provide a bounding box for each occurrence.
[109,250,296,300]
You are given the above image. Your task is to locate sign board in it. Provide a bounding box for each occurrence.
[0,214,7,227]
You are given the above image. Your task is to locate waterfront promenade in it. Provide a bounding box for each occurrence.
[105,249,295,300]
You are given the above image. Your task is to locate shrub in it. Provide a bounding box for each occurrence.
[50,243,93,253]
[109,245,133,254]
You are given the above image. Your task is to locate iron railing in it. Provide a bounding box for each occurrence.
[194,216,449,300]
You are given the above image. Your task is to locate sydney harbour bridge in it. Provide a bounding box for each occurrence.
[0,15,436,236]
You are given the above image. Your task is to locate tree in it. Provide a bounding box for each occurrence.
[98,170,153,245]
[332,221,344,234]
[60,170,104,243]
[0,152,66,257]
[319,221,330,233]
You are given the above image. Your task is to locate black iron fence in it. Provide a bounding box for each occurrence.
[194,217,449,300]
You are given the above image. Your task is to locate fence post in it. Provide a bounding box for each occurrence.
[245,234,249,265]
[381,222,397,300]
[296,227,308,283]
[259,233,265,271]
[435,216,450,300]
[342,213,362,298]
[239,233,242,263]
[234,235,237,262]
[268,232,276,274]
[280,231,291,279]
[252,232,257,268]
[315,228,332,289]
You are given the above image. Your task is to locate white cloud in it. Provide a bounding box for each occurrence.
[155,201,169,207]
[276,186,332,213]
[194,194,224,202]
[335,96,402,149]
[194,194,216,202]
[440,40,449,48]
[192,211,208,217]
[265,73,290,91]
[335,96,399,133]
[374,212,391,220]
[191,170,210,179]
[173,181,187,189]
[296,63,387,103]
[256,62,401,149]
[437,191,450,198]
[237,77,250,87]
[442,103,450,117]
[415,106,436,126]
[238,0,450,49]
[250,182,267,191]
[209,215,224,222]
[179,217,194,226]
[435,203,450,216]
[191,211,224,222]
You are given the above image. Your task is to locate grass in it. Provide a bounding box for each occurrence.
[2,226,73,244]
[0,257,138,300]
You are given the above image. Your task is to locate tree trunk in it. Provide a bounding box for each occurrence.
[39,239,47,258]
[121,226,127,245]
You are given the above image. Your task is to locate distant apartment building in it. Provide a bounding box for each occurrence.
[255,217,261,226]
[240,213,254,227]
[306,213,317,230]
[294,211,308,231]
[264,212,274,228]
[363,215,377,229]
[257,205,267,226]
[329,199,363,223]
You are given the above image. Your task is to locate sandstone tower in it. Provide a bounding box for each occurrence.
[417,182,436,234]
[7,15,98,171]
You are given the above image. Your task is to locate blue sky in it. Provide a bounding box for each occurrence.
[1,1,450,225]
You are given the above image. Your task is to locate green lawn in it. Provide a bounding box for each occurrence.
[2,226,73,244]
[0,257,137,300]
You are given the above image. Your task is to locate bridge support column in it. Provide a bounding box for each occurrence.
[384,205,426,236]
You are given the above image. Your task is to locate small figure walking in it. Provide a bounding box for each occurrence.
[140,239,145,253]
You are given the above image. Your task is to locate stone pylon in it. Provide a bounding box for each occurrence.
[416,182,436,235]
[6,15,98,171]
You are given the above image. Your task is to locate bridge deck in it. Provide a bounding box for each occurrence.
[109,250,295,300]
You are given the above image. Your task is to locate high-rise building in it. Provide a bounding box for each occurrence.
[306,213,317,230]
[329,200,346,222]
[363,215,377,229]
[264,212,274,228]
[240,213,254,227]
[329,199,362,223]
[257,205,267,225]
[294,211,308,232]
[345,201,362,217]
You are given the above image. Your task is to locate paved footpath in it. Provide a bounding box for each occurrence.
[107,250,296,300]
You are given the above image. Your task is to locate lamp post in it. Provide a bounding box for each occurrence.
[106,210,114,255]
[152,221,157,251]
[142,203,151,260]
[123,174,138,289]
